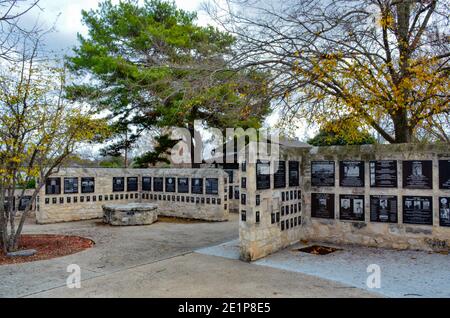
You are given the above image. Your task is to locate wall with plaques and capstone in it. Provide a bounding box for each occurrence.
[239,143,450,261]
[37,167,228,223]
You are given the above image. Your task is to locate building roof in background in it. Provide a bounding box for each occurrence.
[277,139,312,149]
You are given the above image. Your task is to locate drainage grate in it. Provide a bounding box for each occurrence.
[296,245,340,255]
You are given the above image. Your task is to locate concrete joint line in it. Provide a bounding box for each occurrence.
[19,250,194,298]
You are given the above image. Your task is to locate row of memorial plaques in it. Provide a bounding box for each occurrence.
[311,193,450,226]
[45,193,140,205]
[310,160,450,189]
[46,177,96,195]
[142,177,219,195]
[4,196,33,211]
[256,160,300,190]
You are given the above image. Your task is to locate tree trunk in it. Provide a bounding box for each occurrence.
[0,186,8,254]
[392,1,414,144]
[188,123,201,168]
[393,110,413,143]
[124,130,128,168]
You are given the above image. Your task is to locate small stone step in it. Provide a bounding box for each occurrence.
[6,249,37,258]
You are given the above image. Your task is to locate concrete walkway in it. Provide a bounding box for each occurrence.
[0,215,376,298]
[197,240,450,298]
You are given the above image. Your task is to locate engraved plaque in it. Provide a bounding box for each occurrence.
[339,194,365,221]
[403,196,433,225]
[178,178,189,193]
[311,161,335,187]
[274,161,286,188]
[289,161,300,187]
[142,177,151,191]
[369,160,398,188]
[206,178,219,195]
[439,197,450,227]
[153,177,164,192]
[402,160,433,189]
[311,193,335,219]
[439,160,450,189]
[340,161,365,187]
[256,160,271,190]
[191,178,203,194]
[165,177,176,192]
[370,195,398,223]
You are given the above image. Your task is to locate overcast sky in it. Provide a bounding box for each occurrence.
[24,0,209,57]
[19,0,312,144]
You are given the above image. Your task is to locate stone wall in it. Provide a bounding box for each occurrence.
[239,143,450,261]
[141,168,228,221]
[37,167,228,223]
[239,149,304,261]
[224,168,241,213]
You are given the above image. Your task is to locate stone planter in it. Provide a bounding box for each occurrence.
[103,203,158,226]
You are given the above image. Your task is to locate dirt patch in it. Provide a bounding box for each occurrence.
[0,234,94,265]
[157,216,208,224]
[296,245,341,255]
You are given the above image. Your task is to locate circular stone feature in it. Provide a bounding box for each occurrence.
[103,203,158,226]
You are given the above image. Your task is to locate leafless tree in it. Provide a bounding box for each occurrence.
[205,0,450,143]
[0,0,41,62]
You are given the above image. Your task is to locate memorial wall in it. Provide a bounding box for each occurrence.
[37,167,228,223]
[224,169,241,213]
[239,143,450,261]
[239,146,305,261]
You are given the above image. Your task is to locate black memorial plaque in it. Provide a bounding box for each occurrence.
[339,161,365,187]
[206,178,219,195]
[127,177,138,192]
[288,161,300,187]
[370,195,398,223]
[177,178,189,193]
[18,196,32,211]
[439,160,450,189]
[241,177,246,189]
[142,177,151,191]
[225,170,234,184]
[256,160,271,190]
[46,177,61,195]
[191,178,203,194]
[112,177,124,192]
[64,177,79,194]
[402,160,433,189]
[274,161,286,189]
[165,177,176,192]
[403,196,433,225]
[153,177,164,192]
[311,161,335,187]
[439,197,450,227]
[311,193,335,219]
[339,195,365,221]
[370,160,398,188]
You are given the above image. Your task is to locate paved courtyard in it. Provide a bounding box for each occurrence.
[3,214,448,298]
[0,214,378,298]
[198,240,450,298]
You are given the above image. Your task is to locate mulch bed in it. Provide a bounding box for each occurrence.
[157,216,208,224]
[0,234,94,265]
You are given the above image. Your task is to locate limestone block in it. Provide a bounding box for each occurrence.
[103,203,158,226]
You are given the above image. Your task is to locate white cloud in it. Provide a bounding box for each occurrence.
[22,0,208,56]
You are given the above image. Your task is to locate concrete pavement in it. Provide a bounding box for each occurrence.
[0,215,377,298]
